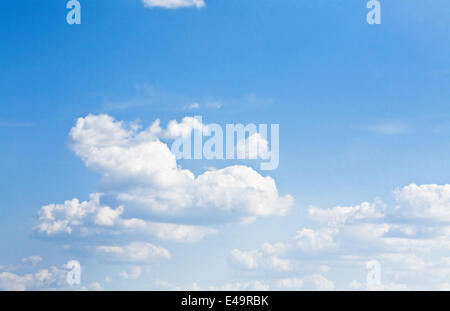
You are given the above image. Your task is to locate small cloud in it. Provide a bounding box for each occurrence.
[142,0,205,9]
[183,102,200,110]
[21,256,42,266]
[368,122,408,135]
[206,101,222,109]
[119,266,142,280]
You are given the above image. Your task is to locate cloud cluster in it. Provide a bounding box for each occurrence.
[0,260,68,291]
[228,183,450,290]
[36,193,216,243]
[64,114,291,223]
[34,114,292,276]
[394,184,450,222]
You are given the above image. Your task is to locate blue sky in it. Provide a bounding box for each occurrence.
[1,0,450,290]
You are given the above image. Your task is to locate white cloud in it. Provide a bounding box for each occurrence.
[277,277,304,290]
[209,281,269,291]
[0,272,33,291]
[35,193,217,243]
[81,282,104,291]
[119,266,142,280]
[163,116,206,139]
[183,102,200,110]
[277,274,334,291]
[67,114,292,222]
[21,256,42,266]
[308,200,385,226]
[294,228,337,252]
[394,184,450,222]
[236,133,270,159]
[96,242,171,262]
[229,184,450,290]
[308,274,335,290]
[0,265,66,291]
[349,280,409,291]
[229,242,291,271]
[142,0,205,9]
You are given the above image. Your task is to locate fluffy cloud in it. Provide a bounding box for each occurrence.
[36,193,122,235]
[119,266,142,280]
[229,242,291,271]
[163,116,206,139]
[308,200,385,226]
[236,133,270,159]
[32,113,293,288]
[68,114,292,222]
[0,265,67,291]
[228,184,450,290]
[21,256,42,266]
[0,272,33,291]
[294,228,337,252]
[394,184,450,222]
[142,0,205,9]
[35,193,216,243]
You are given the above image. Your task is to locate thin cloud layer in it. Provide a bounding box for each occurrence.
[142,0,205,9]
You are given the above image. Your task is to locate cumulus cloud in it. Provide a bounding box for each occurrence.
[162,116,206,139]
[294,228,337,252]
[68,114,292,223]
[142,0,205,9]
[35,193,216,243]
[228,184,450,290]
[119,266,142,280]
[0,272,33,291]
[36,193,123,235]
[236,133,270,160]
[308,200,385,226]
[0,264,68,291]
[229,242,291,271]
[394,184,450,222]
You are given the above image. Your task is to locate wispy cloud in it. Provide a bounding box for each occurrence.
[183,102,200,110]
[368,122,408,135]
[142,0,205,9]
